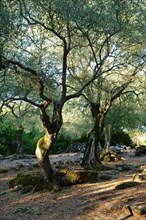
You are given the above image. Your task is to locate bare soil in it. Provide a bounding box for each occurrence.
[0,153,146,220]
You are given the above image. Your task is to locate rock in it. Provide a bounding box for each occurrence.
[12,185,23,192]
[133,174,146,182]
[140,166,146,173]
[9,172,44,191]
[122,205,133,218]
[100,151,122,162]
[56,168,98,186]
[115,181,140,190]
[130,204,146,218]
[20,185,34,194]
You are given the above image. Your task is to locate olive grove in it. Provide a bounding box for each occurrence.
[0,0,146,184]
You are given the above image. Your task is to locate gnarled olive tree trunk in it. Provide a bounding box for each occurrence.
[35,104,63,184]
[81,130,101,169]
[81,103,104,169]
[81,102,111,169]
[81,85,129,169]
[35,131,55,183]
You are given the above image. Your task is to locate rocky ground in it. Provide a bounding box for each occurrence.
[0,153,146,220]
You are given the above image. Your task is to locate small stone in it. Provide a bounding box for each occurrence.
[20,185,33,194]
[133,174,145,182]
[13,185,23,191]
[130,204,146,217]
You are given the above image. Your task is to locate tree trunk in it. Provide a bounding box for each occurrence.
[35,131,54,184]
[16,125,24,158]
[81,103,105,169]
[35,104,63,185]
[104,125,112,153]
[81,131,101,169]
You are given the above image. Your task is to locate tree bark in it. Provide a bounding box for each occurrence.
[35,131,54,183]
[81,103,105,169]
[16,125,24,158]
[104,125,112,153]
[81,130,101,169]
[35,104,63,185]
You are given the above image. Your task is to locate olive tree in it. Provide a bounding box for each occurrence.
[65,0,146,168]
[1,0,114,183]
[1,0,145,181]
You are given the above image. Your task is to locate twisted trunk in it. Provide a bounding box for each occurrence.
[35,103,63,184]
[81,98,113,169]
[35,131,54,183]
[81,103,103,169]
[81,130,101,169]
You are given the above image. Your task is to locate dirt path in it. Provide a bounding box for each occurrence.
[0,154,146,220]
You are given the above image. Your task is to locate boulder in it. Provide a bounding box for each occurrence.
[9,172,45,192]
[56,168,98,186]
[9,168,99,192]
[100,151,121,162]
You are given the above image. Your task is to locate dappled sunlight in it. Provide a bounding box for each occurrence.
[0,155,146,220]
[1,169,146,220]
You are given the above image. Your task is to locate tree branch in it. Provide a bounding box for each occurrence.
[20,0,66,43]
[2,57,52,105]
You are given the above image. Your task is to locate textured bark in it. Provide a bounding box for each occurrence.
[104,125,112,153]
[16,125,24,158]
[81,131,101,169]
[81,103,104,169]
[35,104,63,184]
[35,132,54,183]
